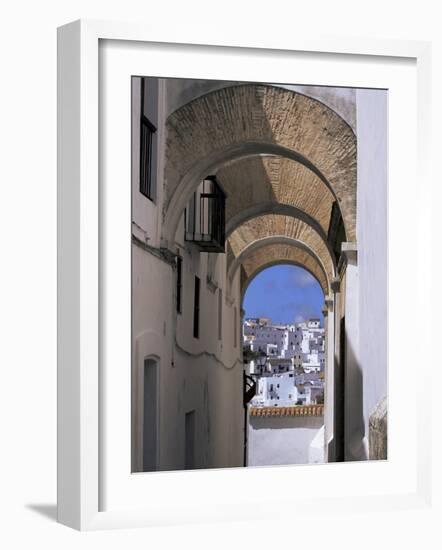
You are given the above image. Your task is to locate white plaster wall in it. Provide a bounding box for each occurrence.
[131,77,166,248]
[247,416,324,466]
[132,245,173,472]
[356,89,388,455]
[132,238,244,471]
[343,257,362,460]
[132,78,245,472]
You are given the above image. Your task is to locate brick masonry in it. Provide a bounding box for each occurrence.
[165,84,357,240]
[219,156,335,233]
[240,243,328,294]
[227,214,334,283]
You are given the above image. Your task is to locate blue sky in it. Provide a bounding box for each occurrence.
[242,265,324,325]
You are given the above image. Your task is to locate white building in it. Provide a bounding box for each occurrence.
[244,317,325,374]
[251,371,324,408]
[252,372,298,407]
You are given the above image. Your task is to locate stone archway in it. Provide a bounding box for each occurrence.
[163,84,356,246]
[238,242,329,297]
[240,259,327,301]
[227,214,336,286]
[228,236,331,294]
[159,80,360,469]
[221,156,336,238]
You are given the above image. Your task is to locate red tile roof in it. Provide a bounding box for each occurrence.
[250,405,324,417]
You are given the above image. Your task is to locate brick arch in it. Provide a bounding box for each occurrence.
[239,244,328,298]
[227,214,335,284]
[163,84,356,245]
[220,156,335,236]
[228,236,330,291]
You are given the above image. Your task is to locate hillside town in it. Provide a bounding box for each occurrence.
[243,317,325,408]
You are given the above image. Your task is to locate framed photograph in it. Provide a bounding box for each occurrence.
[57,19,432,530]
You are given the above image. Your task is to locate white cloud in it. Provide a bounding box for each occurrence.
[290,270,317,288]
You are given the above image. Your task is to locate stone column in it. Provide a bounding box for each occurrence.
[341,242,365,461]
[323,295,335,462]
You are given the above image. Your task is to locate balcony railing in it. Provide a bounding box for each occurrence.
[184,175,226,253]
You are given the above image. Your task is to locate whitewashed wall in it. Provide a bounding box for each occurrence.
[132,78,245,472]
[131,77,166,248]
[248,415,324,466]
[356,89,388,457]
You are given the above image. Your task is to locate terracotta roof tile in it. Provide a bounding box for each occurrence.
[249,405,324,417]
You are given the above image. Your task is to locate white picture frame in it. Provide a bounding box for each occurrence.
[57,19,432,531]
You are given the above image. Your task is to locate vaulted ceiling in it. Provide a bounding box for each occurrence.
[227,214,334,285]
[218,156,335,235]
[164,83,356,295]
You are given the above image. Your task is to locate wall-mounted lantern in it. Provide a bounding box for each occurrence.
[243,373,257,407]
[184,175,226,253]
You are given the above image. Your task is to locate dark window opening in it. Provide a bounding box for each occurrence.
[176,256,183,314]
[139,78,157,201]
[234,307,238,348]
[193,276,200,339]
[218,289,222,340]
[139,116,156,199]
[185,410,196,470]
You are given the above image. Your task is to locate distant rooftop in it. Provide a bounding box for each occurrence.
[250,405,324,417]
[244,317,323,327]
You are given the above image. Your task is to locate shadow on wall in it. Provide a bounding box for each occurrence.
[220,155,279,226]
[344,335,366,462]
[223,150,277,265]
[249,415,323,431]
[222,154,280,269]
[336,333,387,462]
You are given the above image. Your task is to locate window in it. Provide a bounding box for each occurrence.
[176,256,183,314]
[139,78,158,201]
[139,116,156,199]
[234,307,238,348]
[185,410,196,470]
[218,289,222,341]
[193,276,200,339]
